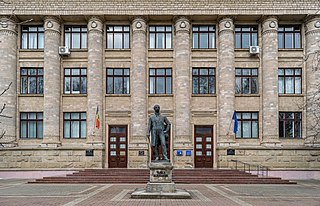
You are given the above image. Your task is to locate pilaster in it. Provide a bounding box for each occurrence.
[174,16,191,143]
[42,16,61,147]
[261,16,281,147]
[130,17,148,145]
[0,17,17,147]
[217,17,236,145]
[87,16,104,147]
[304,15,320,146]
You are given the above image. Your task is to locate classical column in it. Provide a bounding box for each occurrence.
[0,17,17,147]
[217,17,235,144]
[131,17,148,143]
[305,15,320,146]
[261,16,280,146]
[174,17,191,142]
[87,17,104,146]
[42,16,61,146]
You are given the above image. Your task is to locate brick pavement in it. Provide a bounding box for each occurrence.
[0,180,319,206]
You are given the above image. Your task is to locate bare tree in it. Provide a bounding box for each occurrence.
[0,82,12,140]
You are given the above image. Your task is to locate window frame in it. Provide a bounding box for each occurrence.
[106,68,130,94]
[64,68,87,94]
[64,25,88,49]
[149,25,172,49]
[63,112,87,139]
[235,112,259,139]
[21,25,44,49]
[106,25,130,49]
[235,25,258,49]
[20,112,43,139]
[192,67,216,94]
[20,68,44,94]
[278,25,301,49]
[192,25,216,49]
[279,112,302,138]
[235,68,259,94]
[278,68,302,94]
[149,68,172,94]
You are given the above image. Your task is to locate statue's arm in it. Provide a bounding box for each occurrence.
[164,116,171,133]
[147,117,152,136]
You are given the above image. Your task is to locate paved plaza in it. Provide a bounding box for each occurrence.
[0,179,319,206]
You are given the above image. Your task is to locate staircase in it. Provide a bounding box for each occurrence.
[29,168,295,184]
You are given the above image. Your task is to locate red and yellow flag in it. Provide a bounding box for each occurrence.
[95,106,100,129]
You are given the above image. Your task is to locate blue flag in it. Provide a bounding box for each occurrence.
[232,111,238,134]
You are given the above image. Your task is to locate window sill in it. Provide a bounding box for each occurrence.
[235,137,259,140]
[18,94,43,97]
[69,48,88,52]
[62,94,87,97]
[148,48,174,51]
[148,94,173,97]
[192,94,216,97]
[279,94,304,97]
[105,94,131,97]
[280,137,303,140]
[19,49,44,52]
[278,48,303,51]
[235,94,260,97]
[105,48,131,51]
[191,48,217,52]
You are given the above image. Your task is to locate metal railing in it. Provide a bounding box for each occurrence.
[231,159,269,177]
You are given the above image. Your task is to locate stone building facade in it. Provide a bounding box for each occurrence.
[0,0,320,171]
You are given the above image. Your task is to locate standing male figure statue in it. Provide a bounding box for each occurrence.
[147,105,171,161]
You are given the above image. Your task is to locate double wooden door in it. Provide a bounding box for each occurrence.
[108,125,127,168]
[194,125,213,168]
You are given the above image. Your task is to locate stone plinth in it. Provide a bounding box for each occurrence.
[131,161,191,199]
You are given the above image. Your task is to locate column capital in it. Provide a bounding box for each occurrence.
[43,16,61,34]
[304,15,320,36]
[174,16,190,33]
[0,16,17,35]
[131,16,147,33]
[218,17,234,34]
[87,16,104,33]
[261,16,278,36]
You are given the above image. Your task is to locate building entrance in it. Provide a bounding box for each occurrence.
[194,125,213,168]
[108,125,127,168]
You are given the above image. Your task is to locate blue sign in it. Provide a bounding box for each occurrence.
[186,150,192,156]
[176,150,183,156]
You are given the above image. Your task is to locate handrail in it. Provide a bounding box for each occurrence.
[231,159,269,177]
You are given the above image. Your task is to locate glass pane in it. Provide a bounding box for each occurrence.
[285,33,293,48]
[196,151,202,156]
[28,121,36,138]
[28,113,36,119]
[120,144,126,149]
[107,77,113,94]
[64,77,70,94]
[252,78,258,94]
[38,33,44,49]
[38,77,43,94]
[124,33,130,48]
[64,113,70,119]
[29,33,37,49]
[21,121,27,138]
[124,77,129,94]
[295,33,301,48]
[235,33,241,48]
[278,33,284,48]
[285,120,294,137]
[209,33,215,48]
[37,121,43,138]
[28,77,37,94]
[166,33,172,48]
[196,144,202,149]
[193,77,198,94]
[193,33,198,48]
[157,69,165,75]
[149,33,155,48]
[206,137,212,142]
[252,113,258,119]
[242,121,251,138]
[199,33,208,48]
[114,77,123,94]
[81,77,87,94]
[65,33,71,48]
[166,77,172,94]
[206,151,212,156]
[252,121,258,138]
[81,121,86,138]
[278,69,284,75]
[242,78,250,94]
[21,77,27,94]
[81,113,86,119]
[72,77,80,93]
[242,33,250,48]
[156,33,164,48]
[81,33,87,48]
[120,137,126,142]
[285,69,294,75]
[242,113,251,119]
[285,77,294,94]
[196,137,202,142]
[156,77,165,94]
[236,77,241,94]
[71,113,79,119]
[206,144,212,149]
[21,33,28,49]
[110,144,116,149]
[278,77,284,94]
[199,77,208,94]
[295,77,301,94]
[114,33,122,48]
[209,77,215,94]
[72,33,81,48]
[71,121,80,138]
[150,77,155,94]
[110,151,117,156]
[252,33,258,46]
[107,33,113,48]
[110,137,116,142]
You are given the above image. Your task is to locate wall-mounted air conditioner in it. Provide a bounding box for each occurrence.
[249,46,260,54]
[58,46,70,56]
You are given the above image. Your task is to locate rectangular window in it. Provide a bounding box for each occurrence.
[149,26,172,49]
[106,25,130,49]
[20,68,44,94]
[106,68,130,94]
[235,68,258,94]
[64,68,87,94]
[149,68,172,94]
[21,26,44,49]
[235,25,258,49]
[278,25,301,49]
[192,25,216,49]
[236,112,259,139]
[64,112,86,139]
[20,112,43,139]
[192,68,215,94]
[278,68,301,94]
[64,25,87,49]
[279,112,302,138]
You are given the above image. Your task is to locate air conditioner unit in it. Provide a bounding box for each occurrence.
[249,46,260,54]
[58,46,70,55]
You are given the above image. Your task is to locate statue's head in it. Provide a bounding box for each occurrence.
[154,104,160,113]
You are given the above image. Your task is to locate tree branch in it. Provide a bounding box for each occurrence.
[0,82,12,96]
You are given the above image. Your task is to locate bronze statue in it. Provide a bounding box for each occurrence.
[147,105,171,161]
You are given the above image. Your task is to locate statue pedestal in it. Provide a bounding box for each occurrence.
[131,161,191,199]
